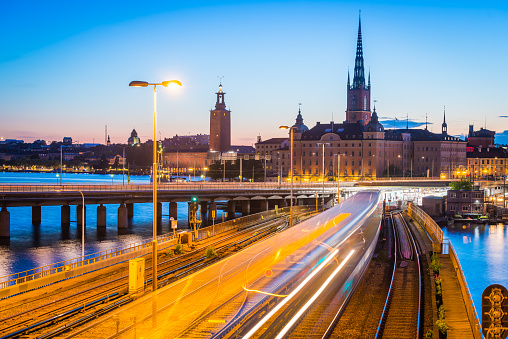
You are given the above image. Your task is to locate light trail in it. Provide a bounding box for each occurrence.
[242,285,288,298]
[274,249,356,339]
[242,249,339,339]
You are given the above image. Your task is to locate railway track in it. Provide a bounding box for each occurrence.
[375,212,422,339]
[0,210,315,339]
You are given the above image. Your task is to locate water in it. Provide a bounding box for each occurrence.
[442,223,508,321]
[0,172,225,277]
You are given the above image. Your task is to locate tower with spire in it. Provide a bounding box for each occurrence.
[345,13,371,125]
[442,106,447,134]
[209,83,231,153]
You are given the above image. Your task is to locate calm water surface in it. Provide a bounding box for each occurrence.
[0,172,224,277]
[442,223,508,322]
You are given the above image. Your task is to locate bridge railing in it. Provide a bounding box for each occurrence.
[407,202,443,252]
[442,240,484,339]
[0,181,353,193]
[0,205,308,296]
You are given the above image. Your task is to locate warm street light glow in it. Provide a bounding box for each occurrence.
[129,78,181,292]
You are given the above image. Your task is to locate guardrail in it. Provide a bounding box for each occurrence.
[0,182,353,193]
[0,205,306,297]
[442,240,484,339]
[407,202,443,252]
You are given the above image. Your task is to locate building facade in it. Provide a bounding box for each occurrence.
[446,190,485,216]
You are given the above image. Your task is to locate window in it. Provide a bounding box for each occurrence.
[462,205,469,211]
[450,205,456,211]
[352,151,355,156]
[369,151,372,156]
[352,160,355,166]
[462,193,468,198]
[315,160,318,165]
[303,151,305,156]
[368,160,371,166]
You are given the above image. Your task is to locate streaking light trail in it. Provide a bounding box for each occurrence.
[242,249,339,339]
[274,249,356,339]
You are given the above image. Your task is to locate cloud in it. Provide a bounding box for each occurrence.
[495,130,508,145]
[499,116,508,118]
[379,119,429,129]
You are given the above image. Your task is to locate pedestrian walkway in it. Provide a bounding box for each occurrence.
[438,254,475,339]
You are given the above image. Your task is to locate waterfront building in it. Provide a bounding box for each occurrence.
[446,189,485,216]
[128,129,141,146]
[466,146,508,180]
[63,137,72,145]
[256,16,467,181]
[209,83,231,153]
[466,125,495,149]
[255,137,289,177]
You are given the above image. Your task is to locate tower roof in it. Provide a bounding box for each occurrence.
[292,104,309,133]
[352,13,366,89]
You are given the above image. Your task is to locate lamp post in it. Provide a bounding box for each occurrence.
[129,79,182,292]
[280,126,295,227]
[333,153,345,204]
[316,143,330,211]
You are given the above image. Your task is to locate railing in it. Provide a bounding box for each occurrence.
[407,202,443,252]
[0,182,352,193]
[442,240,484,339]
[0,205,303,294]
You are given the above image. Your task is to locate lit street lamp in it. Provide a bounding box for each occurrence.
[280,125,296,228]
[129,79,182,292]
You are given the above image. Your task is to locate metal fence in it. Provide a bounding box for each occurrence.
[407,202,443,252]
[0,205,306,297]
[442,240,484,339]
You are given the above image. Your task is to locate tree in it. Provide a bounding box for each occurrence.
[449,178,473,190]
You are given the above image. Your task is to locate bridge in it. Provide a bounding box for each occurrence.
[0,182,351,237]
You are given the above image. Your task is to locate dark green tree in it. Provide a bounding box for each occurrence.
[449,178,473,190]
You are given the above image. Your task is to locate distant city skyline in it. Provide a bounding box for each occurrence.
[1,1,507,145]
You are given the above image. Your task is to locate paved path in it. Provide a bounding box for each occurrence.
[438,254,475,339]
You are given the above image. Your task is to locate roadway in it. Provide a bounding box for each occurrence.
[70,190,382,338]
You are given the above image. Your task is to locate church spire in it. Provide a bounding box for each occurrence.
[352,11,365,89]
[347,68,350,87]
[442,105,448,134]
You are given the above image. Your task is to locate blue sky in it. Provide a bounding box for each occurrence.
[1,1,507,145]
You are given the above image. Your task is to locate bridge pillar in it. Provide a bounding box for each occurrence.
[0,207,10,237]
[157,202,162,220]
[241,200,250,216]
[169,202,178,220]
[77,205,86,226]
[227,201,236,220]
[260,200,268,212]
[200,201,208,222]
[208,201,217,222]
[97,204,107,227]
[126,203,134,219]
[61,205,71,225]
[32,206,41,225]
[118,204,128,228]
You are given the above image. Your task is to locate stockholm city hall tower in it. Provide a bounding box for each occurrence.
[345,15,371,125]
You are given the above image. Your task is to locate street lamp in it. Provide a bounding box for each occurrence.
[316,142,330,211]
[129,79,182,292]
[280,126,296,228]
[333,153,346,204]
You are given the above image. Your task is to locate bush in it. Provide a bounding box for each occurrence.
[205,246,217,258]
[425,329,434,338]
[174,243,184,255]
[430,254,442,274]
[438,305,446,320]
[165,249,174,258]
[436,319,449,334]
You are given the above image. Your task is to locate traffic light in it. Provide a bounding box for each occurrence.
[190,197,199,213]
[482,284,508,339]
[191,196,198,203]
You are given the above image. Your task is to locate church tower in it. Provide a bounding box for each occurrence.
[442,106,448,135]
[209,83,231,153]
[346,14,371,125]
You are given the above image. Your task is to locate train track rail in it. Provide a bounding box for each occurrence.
[0,210,315,339]
[375,212,422,339]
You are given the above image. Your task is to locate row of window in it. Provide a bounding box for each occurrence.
[449,205,483,212]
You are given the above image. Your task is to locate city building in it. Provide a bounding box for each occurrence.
[163,134,209,148]
[467,125,495,149]
[63,137,72,145]
[467,146,508,180]
[446,189,485,216]
[209,83,231,153]
[128,129,141,146]
[257,17,467,181]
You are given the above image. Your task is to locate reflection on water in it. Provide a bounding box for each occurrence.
[443,223,508,321]
[0,172,224,277]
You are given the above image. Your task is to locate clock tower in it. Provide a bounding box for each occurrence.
[346,15,371,125]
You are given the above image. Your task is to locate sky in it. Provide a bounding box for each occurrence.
[1,0,508,145]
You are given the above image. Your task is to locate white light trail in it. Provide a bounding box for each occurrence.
[242,249,339,339]
[274,249,355,339]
